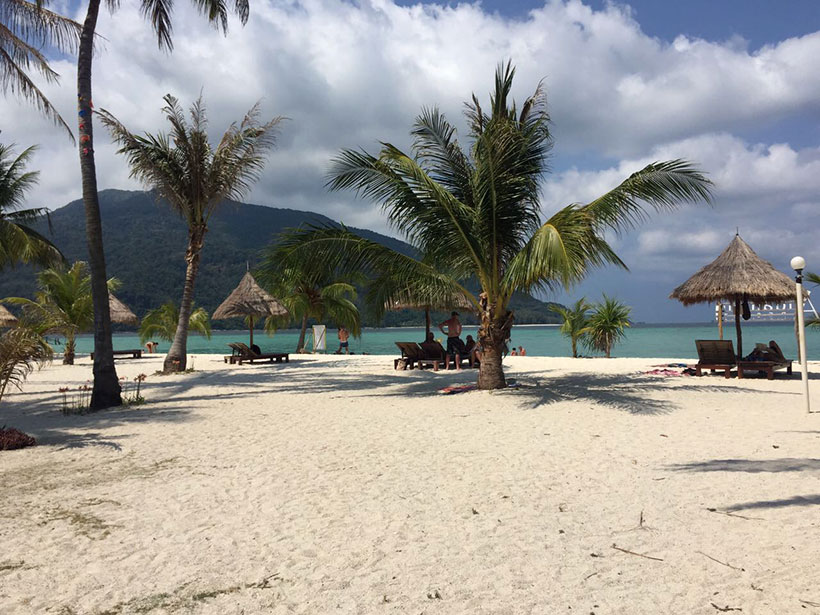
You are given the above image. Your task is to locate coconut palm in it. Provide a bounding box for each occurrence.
[583,295,631,358]
[0,143,63,270]
[76,0,250,405]
[4,261,117,365]
[257,250,361,352]
[138,301,211,344]
[0,1,80,138]
[0,325,53,404]
[553,297,592,358]
[274,62,713,389]
[98,94,281,372]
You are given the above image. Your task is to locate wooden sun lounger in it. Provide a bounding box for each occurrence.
[225,342,289,365]
[91,349,142,359]
[694,339,736,378]
[737,340,793,379]
[394,342,445,371]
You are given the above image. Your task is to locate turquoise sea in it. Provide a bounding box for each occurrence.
[66,322,818,360]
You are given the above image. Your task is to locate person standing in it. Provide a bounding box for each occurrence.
[337,326,350,354]
[439,311,465,360]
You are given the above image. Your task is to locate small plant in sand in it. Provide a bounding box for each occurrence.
[0,426,37,450]
[58,384,92,415]
[121,374,147,405]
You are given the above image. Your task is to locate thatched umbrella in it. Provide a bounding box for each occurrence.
[0,304,18,328]
[109,294,139,326]
[385,290,474,339]
[212,272,288,347]
[670,234,795,358]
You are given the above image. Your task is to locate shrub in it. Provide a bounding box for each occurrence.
[0,426,36,450]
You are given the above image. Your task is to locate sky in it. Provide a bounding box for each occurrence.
[4,0,820,322]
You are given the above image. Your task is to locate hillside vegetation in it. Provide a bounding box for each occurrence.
[0,190,563,327]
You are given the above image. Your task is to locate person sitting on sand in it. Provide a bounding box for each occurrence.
[518,346,526,356]
[336,326,350,354]
[510,346,518,356]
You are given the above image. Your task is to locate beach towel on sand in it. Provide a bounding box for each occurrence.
[438,384,478,395]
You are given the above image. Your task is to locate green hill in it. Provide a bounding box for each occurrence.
[0,189,563,327]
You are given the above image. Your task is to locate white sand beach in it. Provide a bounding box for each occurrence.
[2,354,819,614]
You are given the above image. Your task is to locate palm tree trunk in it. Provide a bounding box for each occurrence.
[63,334,75,365]
[78,0,121,409]
[164,224,206,372]
[477,305,512,390]
[571,338,578,358]
[296,314,308,352]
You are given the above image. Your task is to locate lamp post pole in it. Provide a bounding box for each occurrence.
[791,256,810,414]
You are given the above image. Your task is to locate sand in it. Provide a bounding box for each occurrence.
[1,353,819,614]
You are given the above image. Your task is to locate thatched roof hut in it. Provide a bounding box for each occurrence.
[385,289,474,338]
[0,304,18,328]
[670,234,796,357]
[109,294,139,326]
[212,272,288,346]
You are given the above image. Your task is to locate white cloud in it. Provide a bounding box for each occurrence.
[1,0,817,269]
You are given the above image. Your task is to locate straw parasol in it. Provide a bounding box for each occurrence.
[0,303,18,328]
[385,289,474,339]
[212,272,288,347]
[670,234,795,358]
[109,294,139,326]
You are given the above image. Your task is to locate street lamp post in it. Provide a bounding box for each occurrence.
[791,256,811,413]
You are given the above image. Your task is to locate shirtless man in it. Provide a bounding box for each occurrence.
[439,311,465,362]
[337,326,350,354]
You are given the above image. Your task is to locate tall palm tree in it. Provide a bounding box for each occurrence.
[76,0,250,405]
[274,62,713,389]
[0,143,63,269]
[98,94,281,372]
[257,249,361,352]
[553,297,591,358]
[138,301,211,344]
[4,261,116,364]
[0,0,80,138]
[583,295,631,358]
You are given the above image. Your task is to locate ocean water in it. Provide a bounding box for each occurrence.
[66,322,818,360]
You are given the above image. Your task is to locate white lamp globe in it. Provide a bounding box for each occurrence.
[791,256,806,271]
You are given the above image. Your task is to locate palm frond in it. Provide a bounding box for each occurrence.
[580,160,713,235]
[0,324,52,403]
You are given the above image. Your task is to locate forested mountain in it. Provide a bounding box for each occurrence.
[0,190,563,326]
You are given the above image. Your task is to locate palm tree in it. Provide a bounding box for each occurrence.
[4,261,116,364]
[98,94,281,372]
[0,1,80,138]
[257,249,361,352]
[273,62,713,389]
[76,0,250,405]
[553,297,591,358]
[139,301,211,344]
[0,143,63,270]
[583,295,631,358]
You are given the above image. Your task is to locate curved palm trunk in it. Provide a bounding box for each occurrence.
[164,225,206,372]
[571,338,578,358]
[477,304,513,390]
[296,314,308,352]
[78,0,121,409]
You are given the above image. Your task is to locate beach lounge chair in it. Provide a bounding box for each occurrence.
[225,342,289,365]
[737,340,793,380]
[694,340,736,378]
[91,349,142,359]
[394,342,445,371]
